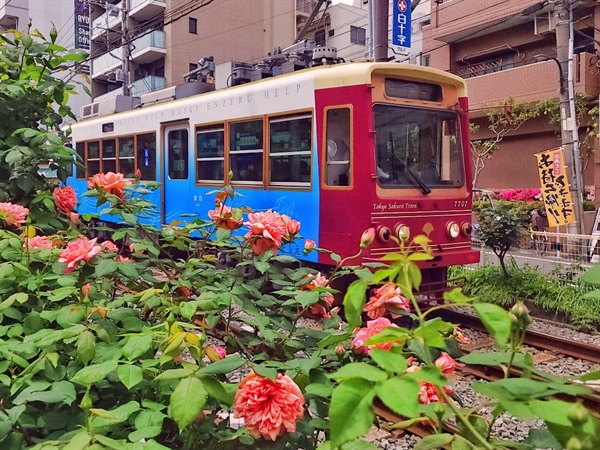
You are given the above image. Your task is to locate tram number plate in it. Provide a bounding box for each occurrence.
[454,200,468,208]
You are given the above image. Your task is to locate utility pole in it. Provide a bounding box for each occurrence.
[120,1,130,96]
[554,0,585,235]
[373,0,388,62]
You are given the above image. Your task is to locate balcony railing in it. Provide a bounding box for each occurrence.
[130,75,165,96]
[130,30,166,64]
[129,0,165,21]
[464,52,600,114]
[91,47,123,78]
[92,3,123,39]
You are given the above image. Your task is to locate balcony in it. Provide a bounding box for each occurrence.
[129,0,165,21]
[130,30,166,64]
[465,52,600,115]
[91,3,123,40]
[130,75,165,96]
[0,0,28,30]
[91,47,124,80]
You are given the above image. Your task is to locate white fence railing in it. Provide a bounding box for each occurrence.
[471,230,597,281]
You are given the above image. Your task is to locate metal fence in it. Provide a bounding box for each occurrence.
[471,229,597,282]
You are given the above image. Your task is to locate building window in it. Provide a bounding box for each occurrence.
[328,29,335,37]
[269,114,312,186]
[421,54,430,66]
[350,26,366,45]
[196,126,225,183]
[189,17,197,34]
[315,29,326,46]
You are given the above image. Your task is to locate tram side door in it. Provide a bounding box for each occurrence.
[163,125,191,225]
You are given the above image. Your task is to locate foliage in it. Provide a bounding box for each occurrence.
[0,27,86,231]
[470,98,539,189]
[535,95,598,171]
[474,202,529,277]
[451,264,600,329]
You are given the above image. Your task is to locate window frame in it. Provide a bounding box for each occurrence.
[350,26,366,45]
[189,17,198,34]
[196,123,225,185]
[322,106,353,190]
[228,117,265,186]
[268,113,312,188]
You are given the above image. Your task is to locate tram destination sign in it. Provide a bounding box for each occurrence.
[393,0,412,49]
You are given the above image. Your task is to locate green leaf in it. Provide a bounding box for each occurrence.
[343,279,367,329]
[199,355,245,375]
[413,317,455,349]
[414,433,454,450]
[63,431,92,450]
[26,381,76,406]
[168,377,207,431]
[329,379,376,449]
[329,363,388,382]
[342,440,380,450]
[198,374,233,405]
[76,330,96,365]
[95,259,118,277]
[155,368,195,381]
[121,334,153,360]
[580,370,600,381]
[580,264,600,286]
[117,364,144,389]
[56,304,86,328]
[71,360,118,385]
[473,303,512,347]
[376,376,420,418]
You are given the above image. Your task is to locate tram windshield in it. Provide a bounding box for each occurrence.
[374,104,464,191]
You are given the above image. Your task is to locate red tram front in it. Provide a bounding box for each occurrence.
[313,64,480,294]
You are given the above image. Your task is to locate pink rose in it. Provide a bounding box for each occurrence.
[58,237,102,274]
[352,317,401,355]
[0,202,29,227]
[244,210,286,255]
[363,283,411,319]
[360,228,376,249]
[52,185,77,214]
[233,371,304,441]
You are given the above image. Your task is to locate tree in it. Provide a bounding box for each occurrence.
[0,25,88,230]
[475,202,528,278]
[470,98,539,189]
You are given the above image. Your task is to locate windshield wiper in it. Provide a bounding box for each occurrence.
[388,132,431,195]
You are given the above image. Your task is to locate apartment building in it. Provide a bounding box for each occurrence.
[89,0,298,102]
[0,0,91,120]
[422,0,600,206]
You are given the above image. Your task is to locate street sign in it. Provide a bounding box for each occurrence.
[393,0,412,48]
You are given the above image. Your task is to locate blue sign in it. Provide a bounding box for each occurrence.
[392,0,412,48]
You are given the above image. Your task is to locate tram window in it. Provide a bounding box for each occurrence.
[269,114,311,186]
[136,133,156,180]
[87,141,100,176]
[168,129,188,180]
[325,108,351,187]
[229,119,263,183]
[76,142,86,179]
[197,126,224,183]
[118,136,135,178]
[373,104,464,189]
[103,139,117,173]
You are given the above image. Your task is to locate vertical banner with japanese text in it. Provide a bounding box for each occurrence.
[535,148,576,227]
[74,0,90,74]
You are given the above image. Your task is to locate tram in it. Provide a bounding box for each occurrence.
[67,61,480,291]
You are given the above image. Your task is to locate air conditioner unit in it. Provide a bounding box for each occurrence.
[80,95,140,120]
[534,11,556,35]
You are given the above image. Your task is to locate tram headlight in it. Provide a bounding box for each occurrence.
[394,224,410,241]
[377,226,391,243]
[446,221,460,239]
[461,222,472,236]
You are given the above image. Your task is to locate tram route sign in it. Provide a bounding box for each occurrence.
[393,0,412,49]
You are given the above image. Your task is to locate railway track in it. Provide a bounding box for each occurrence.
[433,308,600,365]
